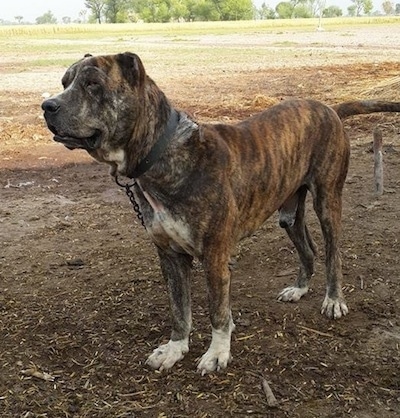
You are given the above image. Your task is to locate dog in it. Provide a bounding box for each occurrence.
[42,52,400,374]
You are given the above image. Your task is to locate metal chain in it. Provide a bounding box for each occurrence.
[115,177,146,228]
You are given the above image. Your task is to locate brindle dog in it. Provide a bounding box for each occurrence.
[42,52,400,374]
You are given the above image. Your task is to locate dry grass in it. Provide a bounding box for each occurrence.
[362,76,400,101]
[0,16,399,39]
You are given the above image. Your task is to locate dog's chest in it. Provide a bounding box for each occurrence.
[148,211,195,255]
[139,187,196,255]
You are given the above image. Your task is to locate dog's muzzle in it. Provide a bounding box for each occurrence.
[42,98,102,151]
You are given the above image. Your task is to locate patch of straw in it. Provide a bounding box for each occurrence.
[361,76,400,100]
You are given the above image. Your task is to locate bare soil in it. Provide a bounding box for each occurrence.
[0,27,400,417]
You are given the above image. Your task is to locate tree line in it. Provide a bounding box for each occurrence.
[8,0,400,25]
[83,0,400,22]
[85,0,253,22]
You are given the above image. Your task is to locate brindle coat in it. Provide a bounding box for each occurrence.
[42,52,400,373]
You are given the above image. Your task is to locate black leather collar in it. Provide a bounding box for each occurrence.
[130,109,179,179]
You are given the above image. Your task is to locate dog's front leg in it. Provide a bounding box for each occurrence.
[146,249,193,371]
[198,253,235,375]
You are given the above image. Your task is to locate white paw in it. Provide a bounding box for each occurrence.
[321,295,348,319]
[146,339,188,371]
[197,347,232,375]
[277,286,309,302]
[197,326,233,375]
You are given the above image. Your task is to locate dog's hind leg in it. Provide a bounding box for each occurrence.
[313,186,348,319]
[146,249,193,371]
[278,186,317,302]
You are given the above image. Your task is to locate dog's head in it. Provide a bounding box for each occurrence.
[42,52,149,175]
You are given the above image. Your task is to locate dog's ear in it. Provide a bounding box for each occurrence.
[116,52,146,88]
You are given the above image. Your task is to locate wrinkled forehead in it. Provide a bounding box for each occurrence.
[61,55,122,86]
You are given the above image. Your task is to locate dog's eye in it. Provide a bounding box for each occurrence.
[86,81,101,92]
[61,76,71,89]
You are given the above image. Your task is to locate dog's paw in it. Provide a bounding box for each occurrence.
[197,348,232,375]
[277,286,309,302]
[146,339,189,371]
[197,325,234,375]
[321,296,348,319]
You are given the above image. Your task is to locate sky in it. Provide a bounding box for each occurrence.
[0,0,384,23]
[0,0,87,23]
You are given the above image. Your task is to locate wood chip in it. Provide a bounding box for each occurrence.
[21,367,55,382]
[261,377,278,408]
[298,325,334,338]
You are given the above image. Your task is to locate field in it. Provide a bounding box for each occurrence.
[1,18,400,417]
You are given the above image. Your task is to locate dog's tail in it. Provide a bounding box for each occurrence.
[332,100,400,120]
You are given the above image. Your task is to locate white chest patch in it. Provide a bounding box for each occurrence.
[150,210,196,255]
[139,187,196,255]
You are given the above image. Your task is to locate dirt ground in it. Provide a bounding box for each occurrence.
[1,27,400,417]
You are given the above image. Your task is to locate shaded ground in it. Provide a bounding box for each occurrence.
[1,28,400,417]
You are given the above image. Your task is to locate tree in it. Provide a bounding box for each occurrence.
[36,10,57,24]
[323,5,342,16]
[363,0,373,14]
[290,0,308,16]
[191,0,221,20]
[293,3,312,16]
[349,0,363,15]
[79,9,88,22]
[105,0,130,23]
[220,0,253,20]
[275,0,312,18]
[349,0,373,15]
[137,0,172,22]
[382,0,394,13]
[257,2,276,19]
[314,0,326,28]
[307,0,320,16]
[15,16,23,24]
[396,3,400,13]
[347,4,356,14]
[170,0,190,20]
[275,1,294,18]
[62,16,72,24]
[85,0,106,23]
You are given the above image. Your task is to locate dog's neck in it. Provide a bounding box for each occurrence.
[128,109,180,179]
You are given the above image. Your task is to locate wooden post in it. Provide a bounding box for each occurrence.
[373,127,383,197]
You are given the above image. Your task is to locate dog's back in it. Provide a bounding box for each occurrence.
[199,99,350,239]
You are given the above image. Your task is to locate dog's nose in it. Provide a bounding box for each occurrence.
[42,99,60,113]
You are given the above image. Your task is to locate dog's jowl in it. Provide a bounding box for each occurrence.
[42,52,400,374]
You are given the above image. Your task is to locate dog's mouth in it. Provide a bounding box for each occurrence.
[51,128,102,151]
